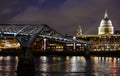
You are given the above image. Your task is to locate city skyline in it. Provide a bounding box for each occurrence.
[0,0,120,35]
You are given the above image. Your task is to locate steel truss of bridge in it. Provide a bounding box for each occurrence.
[0,24,91,51]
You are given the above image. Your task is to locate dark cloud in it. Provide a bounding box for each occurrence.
[0,0,39,23]
[0,0,120,35]
[37,0,66,10]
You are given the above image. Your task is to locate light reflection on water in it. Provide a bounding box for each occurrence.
[0,56,120,76]
[35,56,120,76]
[0,56,17,76]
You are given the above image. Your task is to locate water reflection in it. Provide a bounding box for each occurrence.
[0,56,17,76]
[0,56,120,76]
[93,57,120,76]
[35,56,120,76]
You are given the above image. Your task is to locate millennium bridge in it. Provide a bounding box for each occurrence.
[0,24,91,52]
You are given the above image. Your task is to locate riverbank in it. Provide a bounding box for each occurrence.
[0,49,120,57]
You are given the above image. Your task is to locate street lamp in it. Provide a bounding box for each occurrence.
[43,38,47,51]
[73,36,76,51]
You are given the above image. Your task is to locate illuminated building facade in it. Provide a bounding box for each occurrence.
[79,35,120,51]
[77,11,120,51]
[98,10,114,34]
[76,25,82,37]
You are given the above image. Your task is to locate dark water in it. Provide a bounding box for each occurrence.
[0,56,120,76]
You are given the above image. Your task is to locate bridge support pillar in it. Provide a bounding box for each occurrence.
[15,36,36,76]
[16,28,43,76]
[17,46,35,76]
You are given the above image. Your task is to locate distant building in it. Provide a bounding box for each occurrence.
[76,25,82,37]
[98,10,114,34]
[76,10,120,51]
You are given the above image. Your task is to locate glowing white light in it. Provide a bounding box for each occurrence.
[0,56,3,61]
[43,39,47,50]
[40,56,47,63]
[73,36,76,40]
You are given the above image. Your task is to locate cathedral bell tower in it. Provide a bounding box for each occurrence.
[76,25,82,37]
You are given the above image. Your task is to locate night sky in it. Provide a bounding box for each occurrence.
[0,0,120,35]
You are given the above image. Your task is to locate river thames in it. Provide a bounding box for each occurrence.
[0,56,120,76]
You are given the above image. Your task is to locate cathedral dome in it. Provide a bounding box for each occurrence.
[100,11,112,27]
[98,10,114,35]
